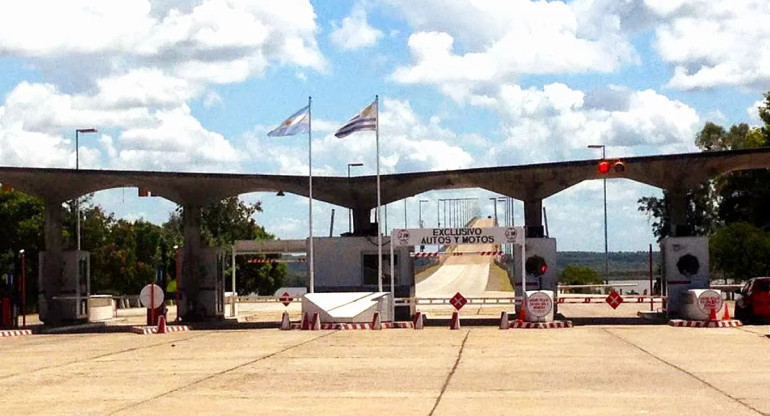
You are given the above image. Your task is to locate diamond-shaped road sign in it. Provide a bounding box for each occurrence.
[606,290,624,309]
[450,292,468,311]
[280,292,293,307]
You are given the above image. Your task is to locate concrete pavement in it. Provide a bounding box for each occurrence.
[1,324,769,415]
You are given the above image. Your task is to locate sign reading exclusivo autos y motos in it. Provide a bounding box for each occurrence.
[391,226,524,247]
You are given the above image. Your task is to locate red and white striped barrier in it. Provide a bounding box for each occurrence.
[412,251,504,258]
[509,321,573,329]
[248,258,307,264]
[0,329,32,337]
[557,296,664,304]
[668,319,743,328]
[131,325,190,335]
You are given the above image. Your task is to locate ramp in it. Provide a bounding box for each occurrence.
[302,292,393,323]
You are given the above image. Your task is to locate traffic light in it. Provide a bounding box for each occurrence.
[525,255,548,277]
[597,160,625,174]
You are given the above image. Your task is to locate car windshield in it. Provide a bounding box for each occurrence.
[754,280,770,291]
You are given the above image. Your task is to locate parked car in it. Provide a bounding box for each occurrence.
[734,277,770,323]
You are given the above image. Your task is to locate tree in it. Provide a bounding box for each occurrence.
[710,223,770,281]
[0,189,45,310]
[163,197,287,295]
[639,93,770,239]
[559,265,602,293]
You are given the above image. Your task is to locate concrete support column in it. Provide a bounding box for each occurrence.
[352,207,376,236]
[39,199,64,324]
[180,204,204,320]
[667,190,690,237]
[523,199,544,238]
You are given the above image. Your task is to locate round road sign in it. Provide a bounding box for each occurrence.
[139,284,165,308]
[697,289,723,314]
[527,292,553,318]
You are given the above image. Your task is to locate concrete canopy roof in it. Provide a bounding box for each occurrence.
[1,147,769,208]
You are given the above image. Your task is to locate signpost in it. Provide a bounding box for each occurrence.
[605,290,624,309]
[139,284,164,325]
[527,291,552,319]
[450,292,468,310]
[280,292,293,307]
[390,225,526,318]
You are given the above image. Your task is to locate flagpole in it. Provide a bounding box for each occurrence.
[376,95,382,293]
[308,96,315,294]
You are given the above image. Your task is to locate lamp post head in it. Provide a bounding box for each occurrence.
[19,249,25,254]
[587,144,605,149]
[348,162,363,167]
[76,128,98,134]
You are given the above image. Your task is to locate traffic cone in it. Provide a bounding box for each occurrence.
[499,311,509,330]
[280,311,291,330]
[157,315,167,334]
[518,302,527,323]
[708,307,718,322]
[371,311,382,330]
[311,312,321,330]
[450,311,461,330]
[300,312,310,330]
[722,304,731,321]
[412,312,424,330]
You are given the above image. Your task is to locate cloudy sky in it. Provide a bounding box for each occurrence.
[1,0,768,252]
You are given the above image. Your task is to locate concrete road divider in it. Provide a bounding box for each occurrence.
[499,311,509,330]
[450,311,461,330]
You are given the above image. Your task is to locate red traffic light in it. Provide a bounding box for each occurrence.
[597,160,625,174]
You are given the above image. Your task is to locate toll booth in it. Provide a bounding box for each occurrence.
[313,236,414,320]
[512,237,557,316]
[661,236,709,316]
[38,251,90,322]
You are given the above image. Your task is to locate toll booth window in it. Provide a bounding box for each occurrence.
[362,254,398,286]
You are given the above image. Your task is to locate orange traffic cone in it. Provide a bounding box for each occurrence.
[280,311,291,330]
[722,304,731,321]
[450,311,461,330]
[518,302,527,323]
[707,307,718,322]
[371,311,382,330]
[499,311,509,330]
[311,312,321,330]
[157,315,167,334]
[412,312,424,330]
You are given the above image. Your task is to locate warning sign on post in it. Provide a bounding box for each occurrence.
[391,226,524,247]
[527,292,553,318]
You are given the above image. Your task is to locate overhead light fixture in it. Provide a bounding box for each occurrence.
[276,191,285,197]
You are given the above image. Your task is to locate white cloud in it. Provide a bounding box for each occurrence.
[330,6,383,50]
[388,0,637,95]
[747,100,765,125]
[650,0,770,90]
[482,83,700,165]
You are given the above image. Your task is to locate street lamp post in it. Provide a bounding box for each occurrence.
[75,128,98,251]
[588,144,609,284]
[419,199,428,228]
[403,198,408,228]
[346,163,363,233]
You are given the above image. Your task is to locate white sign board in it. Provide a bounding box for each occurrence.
[139,284,164,308]
[527,291,553,318]
[697,289,723,314]
[391,226,524,247]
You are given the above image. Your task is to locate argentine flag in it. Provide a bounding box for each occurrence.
[268,105,310,137]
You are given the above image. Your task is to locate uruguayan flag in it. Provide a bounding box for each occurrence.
[268,105,310,137]
[334,100,377,138]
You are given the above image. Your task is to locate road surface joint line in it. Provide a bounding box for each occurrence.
[429,330,470,416]
[106,330,338,415]
[0,332,209,382]
[602,328,767,416]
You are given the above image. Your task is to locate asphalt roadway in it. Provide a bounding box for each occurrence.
[2,322,770,416]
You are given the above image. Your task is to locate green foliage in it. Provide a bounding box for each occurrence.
[559,265,602,285]
[710,223,770,281]
[163,197,286,295]
[1,190,286,300]
[639,92,770,241]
